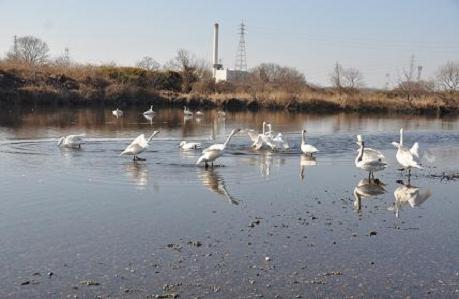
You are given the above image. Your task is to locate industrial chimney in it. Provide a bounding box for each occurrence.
[213,23,222,77]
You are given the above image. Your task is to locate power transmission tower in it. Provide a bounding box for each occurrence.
[235,22,247,72]
[417,65,423,81]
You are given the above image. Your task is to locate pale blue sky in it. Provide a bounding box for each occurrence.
[1,0,458,87]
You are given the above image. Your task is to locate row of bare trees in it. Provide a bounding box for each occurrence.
[2,35,459,97]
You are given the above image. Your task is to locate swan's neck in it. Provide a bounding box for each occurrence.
[262,123,266,134]
[147,132,156,143]
[223,132,235,148]
[400,130,403,146]
[356,143,364,162]
[301,131,305,145]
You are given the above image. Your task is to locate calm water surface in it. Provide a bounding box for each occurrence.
[1,107,458,298]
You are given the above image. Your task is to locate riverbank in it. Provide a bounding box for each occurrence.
[1,66,458,115]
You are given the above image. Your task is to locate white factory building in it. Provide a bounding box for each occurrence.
[212,23,247,83]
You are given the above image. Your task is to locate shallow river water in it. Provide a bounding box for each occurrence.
[0,107,458,298]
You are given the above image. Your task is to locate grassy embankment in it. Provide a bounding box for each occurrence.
[0,61,458,114]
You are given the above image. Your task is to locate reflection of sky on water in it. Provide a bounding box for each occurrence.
[0,107,458,297]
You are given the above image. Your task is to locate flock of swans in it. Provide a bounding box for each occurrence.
[57,114,422,181]
[55,107,433,216]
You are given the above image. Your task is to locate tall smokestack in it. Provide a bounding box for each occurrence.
[213,23,219,76]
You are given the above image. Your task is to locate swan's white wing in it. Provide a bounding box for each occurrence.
[261,135,275,149]
[410,142,420,158]
[246,130,259,143]
[66,134,85,143]
[197,149,223,163]
[272,133,289,150]
[363,147,384,161]
[203,143,224,153]
[121,143,143,155]
[302,144,318,154]
[398,147,422,168]
[121,134,146,155]
[252,135,264,150]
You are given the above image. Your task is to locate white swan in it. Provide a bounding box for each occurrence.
[57,134,85,149]
[357,135,385,161]
[355,137,387,180]
[272,132,290,150]
[179,141,202,151]
[143,105,156,116]
[184,106,193,116]
[257,123,290,150]
[120,131,160,161]
[112,108,123,118]
[301,130,319,156]
[196,110,204,116]
[217,110,226,117]
[196,128,241,168]
[244,122,273,150]
[392,182,432,218]
[392,128,422,176]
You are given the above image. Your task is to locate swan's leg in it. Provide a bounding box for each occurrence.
[368,172,371,182]
[204,162,208,169]
[133,155,137,161]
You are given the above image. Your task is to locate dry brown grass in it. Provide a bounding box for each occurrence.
[1,61,458,114]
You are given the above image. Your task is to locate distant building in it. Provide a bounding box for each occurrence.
[214,69,247,83]
[212,23,247,83]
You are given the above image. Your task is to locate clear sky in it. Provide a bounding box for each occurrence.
[1,0,458,87]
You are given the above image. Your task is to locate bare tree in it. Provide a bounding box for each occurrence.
[436,61,459,93]
[165,49,210,92]
[136,56,160,71]
[250,63,305,92]
[330,62,344,93]
[343,68,365,89]
[7,35,49,65]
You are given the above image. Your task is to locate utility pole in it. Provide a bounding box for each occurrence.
[13,35,18,59]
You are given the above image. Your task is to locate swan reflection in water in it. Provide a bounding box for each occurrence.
[389,180,432,218]
[243,151,286,177]
[183,114,193,123]
[300,155,317,180]
[353,178,386,212]
[143,114,154,125]
[197,168,239,205]
[125,162,149,189]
